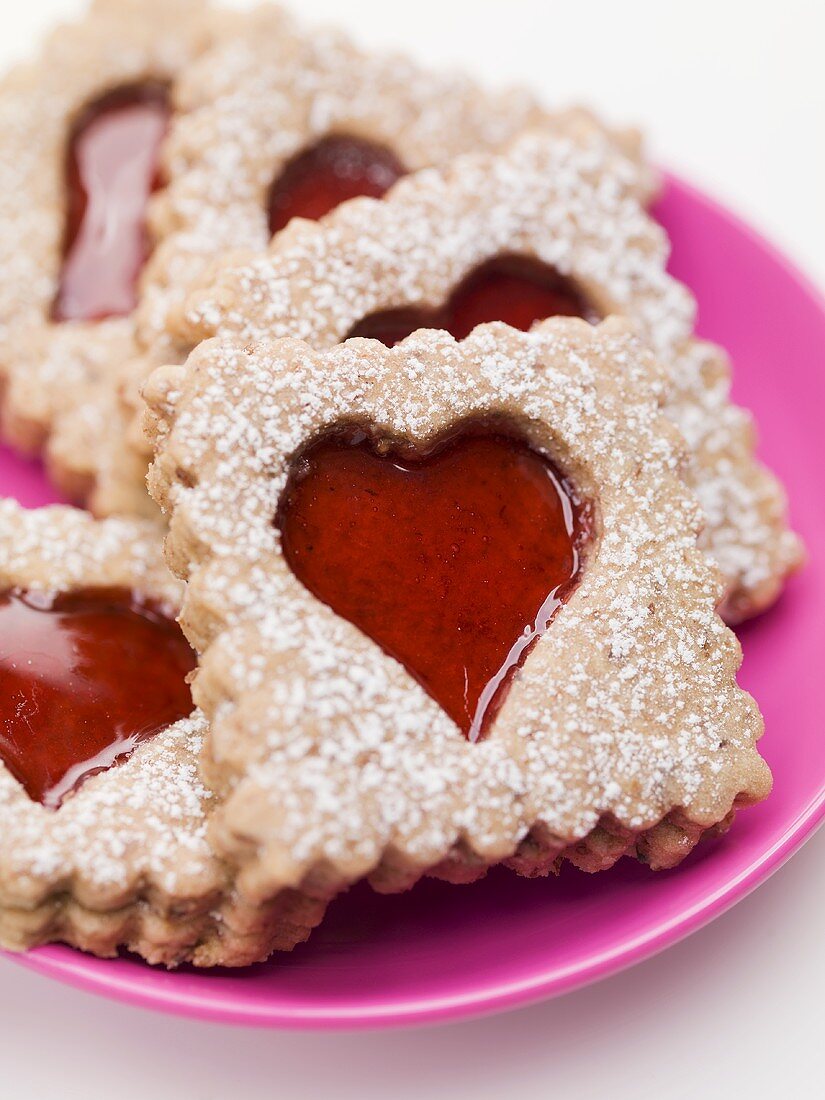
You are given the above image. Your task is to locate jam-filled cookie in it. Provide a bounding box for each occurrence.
[0,500,327,965]
[98,2,654,516]
[144,320,770,912]
[0,0,232,513]
[168,130,802,621]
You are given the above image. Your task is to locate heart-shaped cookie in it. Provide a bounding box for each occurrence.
[144,320,771,910]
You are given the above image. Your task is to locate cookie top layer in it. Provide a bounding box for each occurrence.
[146,319,770,903]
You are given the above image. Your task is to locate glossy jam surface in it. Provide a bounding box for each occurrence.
[278,428,586,741]
[53,84,169,323]
[0,588,195,809]
[268,136,405,235]
[348,255,599,346]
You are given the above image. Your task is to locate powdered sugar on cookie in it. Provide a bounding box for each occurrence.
[146,320,770,904]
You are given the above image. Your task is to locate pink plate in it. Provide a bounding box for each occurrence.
[5,173,825,1029]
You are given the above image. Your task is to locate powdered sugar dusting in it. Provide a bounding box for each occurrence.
[0,0,213,505]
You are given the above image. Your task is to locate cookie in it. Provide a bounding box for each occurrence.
[144,319,770,910]
[0,0,230,512]
[0,499,326,965]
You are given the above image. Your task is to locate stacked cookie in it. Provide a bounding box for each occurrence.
[0,0,800,966]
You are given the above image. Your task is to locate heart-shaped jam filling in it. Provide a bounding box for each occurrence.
[0,588,195,809]
[348,255,599,346]
[268,136,406,235]
[53,83,169,323]
[277,426,587,741]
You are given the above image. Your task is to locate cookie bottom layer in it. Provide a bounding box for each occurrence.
[0,809,736,968]
[0,887,329,968]
[427,809,736,888]
[214,806,741,914]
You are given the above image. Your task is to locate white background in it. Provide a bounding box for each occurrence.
[0,2,823,1097]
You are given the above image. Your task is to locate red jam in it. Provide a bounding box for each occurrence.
[52,84,170,323]
[0,588,195,809]
[348,255,599,345]
[277,426,587,741]
[268,136,405,235]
